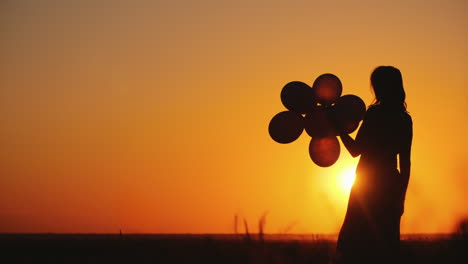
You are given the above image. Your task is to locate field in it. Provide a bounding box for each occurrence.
[1,233,466,264]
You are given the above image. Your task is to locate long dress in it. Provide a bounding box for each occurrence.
[336,105,413,262]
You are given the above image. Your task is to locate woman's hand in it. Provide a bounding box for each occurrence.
[398,196,405,216]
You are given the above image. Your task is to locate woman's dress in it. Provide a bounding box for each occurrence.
[336,105,413,262]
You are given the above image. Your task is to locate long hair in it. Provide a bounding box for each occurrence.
[370,66,407,111]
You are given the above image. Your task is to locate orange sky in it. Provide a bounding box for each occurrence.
[1,0,467,234]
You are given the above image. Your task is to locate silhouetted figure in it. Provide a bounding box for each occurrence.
[335,66,413,263]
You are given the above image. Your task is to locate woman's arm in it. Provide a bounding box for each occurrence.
[399,145,411,198]
[337,107,375,158]
[339,132,361,157]
[398,116,413,215]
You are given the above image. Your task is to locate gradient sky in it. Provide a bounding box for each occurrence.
[1,0,467,234]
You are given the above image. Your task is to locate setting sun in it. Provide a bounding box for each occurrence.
[337,166,356,196]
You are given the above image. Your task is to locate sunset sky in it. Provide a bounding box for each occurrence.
[1,0,467,234]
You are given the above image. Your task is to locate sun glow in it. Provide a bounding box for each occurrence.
[337,165,356,196]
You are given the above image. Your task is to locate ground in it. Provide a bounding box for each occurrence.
[1,234,466,264]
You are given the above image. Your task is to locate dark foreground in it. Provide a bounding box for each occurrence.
[1,234,467,264]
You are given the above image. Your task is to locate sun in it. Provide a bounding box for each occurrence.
[337,165,356,195]
[314,160,358,205]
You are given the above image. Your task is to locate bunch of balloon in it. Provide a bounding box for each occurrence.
[268,74,366,167]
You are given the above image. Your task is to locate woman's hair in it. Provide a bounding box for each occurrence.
[370,66,407,111]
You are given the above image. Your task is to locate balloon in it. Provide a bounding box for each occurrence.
[304,106,337,138]
[281,81,315,114]
[332,94,366,134]
[309,136,340,167]
[268,111,304,144]
[312,73,342,106]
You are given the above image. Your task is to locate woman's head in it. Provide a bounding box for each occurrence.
[370,66,406,110]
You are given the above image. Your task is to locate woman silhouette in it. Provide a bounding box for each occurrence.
[335,66,413,263]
